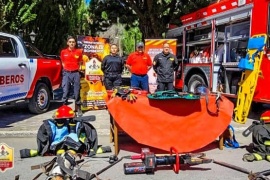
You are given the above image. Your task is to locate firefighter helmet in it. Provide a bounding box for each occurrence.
[260,110,270,124]
[54,105,75,119]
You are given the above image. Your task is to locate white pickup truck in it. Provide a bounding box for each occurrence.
[0,32,62,113]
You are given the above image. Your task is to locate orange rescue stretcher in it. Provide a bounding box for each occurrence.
[106,93,234,153]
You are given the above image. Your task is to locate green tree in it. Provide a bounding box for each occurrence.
[0,0,7,30]
[0,0,38,34]
[89,0,212,39]
[33,0,89,54]
[121,27,142,54]
[0,0,89,55]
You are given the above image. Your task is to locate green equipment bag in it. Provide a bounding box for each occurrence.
[147,90,200,100]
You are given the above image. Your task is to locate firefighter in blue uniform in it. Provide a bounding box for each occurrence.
[101,43,124,90]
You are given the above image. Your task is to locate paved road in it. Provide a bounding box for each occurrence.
[0,101,111,137]
[1,100,270,179]
[1,136,270,180]
[0,99,264,137]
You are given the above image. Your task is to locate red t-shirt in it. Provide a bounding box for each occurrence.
[126,52,152,75]
[60,48,82,71]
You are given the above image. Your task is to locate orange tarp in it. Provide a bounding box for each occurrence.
[107,94,234,152]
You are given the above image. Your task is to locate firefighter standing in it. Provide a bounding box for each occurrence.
[101,44,124,90]
[126,42,152,91]
[153,43,178,91]
[60,36,83,116]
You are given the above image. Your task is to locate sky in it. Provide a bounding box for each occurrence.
[85,0,91,5]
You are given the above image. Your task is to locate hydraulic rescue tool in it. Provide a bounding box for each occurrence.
[123,147,212,174]
[30,152,130,180]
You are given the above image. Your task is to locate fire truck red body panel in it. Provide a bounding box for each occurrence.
[180,0,253,26]
[251,0,270,102]
[167,0,270,103]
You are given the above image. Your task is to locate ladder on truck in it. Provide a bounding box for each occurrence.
[234,34,267,124]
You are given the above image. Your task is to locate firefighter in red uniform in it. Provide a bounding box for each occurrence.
[126,42,152,91]
[60,36,83,116]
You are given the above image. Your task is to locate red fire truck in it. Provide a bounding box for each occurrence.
[166,0,270,103]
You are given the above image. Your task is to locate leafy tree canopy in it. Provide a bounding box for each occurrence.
[0,0,90,54]
[0,0,39,34]
[89,0,212,39]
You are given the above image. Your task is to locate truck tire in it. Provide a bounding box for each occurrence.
[187,74,206,93]
[28,82,51,114]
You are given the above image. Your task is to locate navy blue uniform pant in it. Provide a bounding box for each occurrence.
[156,82,174,91]
[62,71,81,105]
[130,74,149,91]
[104,74,122,90]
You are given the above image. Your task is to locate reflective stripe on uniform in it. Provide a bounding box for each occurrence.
[264,140,270,146]
[253,153,263,161]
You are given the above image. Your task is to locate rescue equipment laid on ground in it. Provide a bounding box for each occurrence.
[234,34,267,124]
[40,115,98,156]
[31,151,131,180]
[107,93,234,152]
[123,147,212,175]
[31,150,92,180]
[23,147,270,180]
[242,111,270,162]
[223,125,239,149]
[20,105,106,158]
[212,158,270,180]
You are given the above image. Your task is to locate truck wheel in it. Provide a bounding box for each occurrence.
[187,74,206,93]
[28,82,51,114]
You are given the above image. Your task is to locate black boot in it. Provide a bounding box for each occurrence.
[61,98,68,105]
[75,104,83,117]
[20,149,38,158]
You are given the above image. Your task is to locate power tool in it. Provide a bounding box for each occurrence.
[123,147,212,174]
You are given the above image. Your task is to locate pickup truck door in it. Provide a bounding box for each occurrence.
[0,36,30,104]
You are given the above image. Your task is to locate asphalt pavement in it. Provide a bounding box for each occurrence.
[0,98,264,138]
[0,100,111,137]
[0,97,266,155]
[3,136,270,180]
[1,99,270,179]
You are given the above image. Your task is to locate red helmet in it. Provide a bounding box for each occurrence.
[260,111,270,123]
[54,105,75,119]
